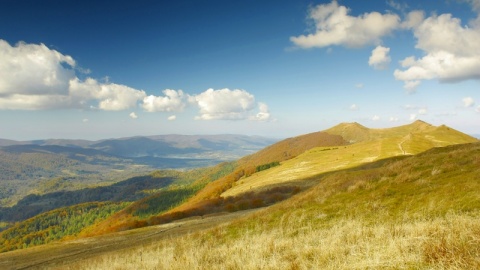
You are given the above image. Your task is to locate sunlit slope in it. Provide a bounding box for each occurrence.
[64,142,480,269]
[168,132,346,212]
[223,121,477,197]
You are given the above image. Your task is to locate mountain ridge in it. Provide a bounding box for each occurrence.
[0,120,477,253]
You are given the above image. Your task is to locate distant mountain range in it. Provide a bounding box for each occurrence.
[0,134,278,160]
[0,134,278,207]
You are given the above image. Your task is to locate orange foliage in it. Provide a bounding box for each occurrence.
[171,132,345,213]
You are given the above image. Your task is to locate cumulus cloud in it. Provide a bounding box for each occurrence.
[69,77,146,111]
[250,102,271,121]
[168,115,176,121]
[0,40,75,96]
[462,97,475,107]
[394,13,480,90]
[142,89,186,112]
[82,118,89,123]
[290,1,400,48]
[349,104,359,110]
[476,105,480,113]
[129,112,138,119]
[401,10,425,29]
[355,83,364,88]
[409,114,417,121]
[192,88,257,120]
[0,39,148,111]
[369,46,391,70]
[418,108,427,115]
[372,115,380,121]
[0,40,273,122]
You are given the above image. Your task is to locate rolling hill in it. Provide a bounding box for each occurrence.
[223,120,477,196]
[0,120,477,258]
[79,121,477,236]
[1,140,479,269]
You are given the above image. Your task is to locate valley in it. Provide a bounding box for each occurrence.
[0,134,276,207]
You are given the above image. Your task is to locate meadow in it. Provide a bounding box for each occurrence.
[62,142,480,269]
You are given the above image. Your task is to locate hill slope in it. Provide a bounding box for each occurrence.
[222,121,478,197]
[81,121,477,236]
[223,121,478,196]
[2,141,479,269]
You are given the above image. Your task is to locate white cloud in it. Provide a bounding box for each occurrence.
[418,108,427,115]
[69,78,147,111]
[387,0,408,12]
[349,104,359,110]
[389,116,399,122]
[369,45,391,70]
[0,94,71,110]
[466,0,480,12]
[97,84,146,111]
[142,89,186,112]
[403,80,421,93]
[372,115,380,121]
[192,88,256,120]
[168,115,176,121]
[250,102,271,121]
[409,114,417,121]
[0,40,75,96]
[476,105,480,113]
[403,104,419,110]
[82,118,89,123]
[401,10,425,29]
[0,39,149,111]
[0,41,273,122]
[463,97,475,107]
[290,1,400,48]
[394,13,480,90]
[129,112,138,119]
[355,83,364,88]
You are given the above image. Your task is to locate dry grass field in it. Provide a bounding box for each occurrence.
[61,142,480,269]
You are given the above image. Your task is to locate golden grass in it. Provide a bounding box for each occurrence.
[62,212,480,270]
[222,121,478,197]
[63,143,480,269]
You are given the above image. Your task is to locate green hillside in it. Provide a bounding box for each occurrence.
[1,121,477,258]
[0,163,237,252]
[76,131,346,236]
[77,121,477,236]
[223,121,477,196]
[0,202,128,252]
[64,141,480,269]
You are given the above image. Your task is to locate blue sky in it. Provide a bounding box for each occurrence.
[0,0,479,140]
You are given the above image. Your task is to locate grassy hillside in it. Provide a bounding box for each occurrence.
[168,131,346,209]
[75,161,238,237]
[79,121,477,236]
[1,121,476,257]
[65,142,480,269]
[73,131,344,236]
[223,121,478,196]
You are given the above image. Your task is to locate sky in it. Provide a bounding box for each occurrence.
[0,0,479,140]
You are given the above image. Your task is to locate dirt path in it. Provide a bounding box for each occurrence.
[398,135,410,155]
[0,209,261,270]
